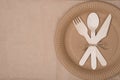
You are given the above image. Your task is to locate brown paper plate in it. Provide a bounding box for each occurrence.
[55,1,120,80]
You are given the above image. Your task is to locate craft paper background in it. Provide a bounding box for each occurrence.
[0,0,120,80]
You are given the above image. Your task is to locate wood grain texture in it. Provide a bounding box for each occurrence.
[0,0,119,80]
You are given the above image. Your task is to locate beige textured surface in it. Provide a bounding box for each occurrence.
[0,0,119,80]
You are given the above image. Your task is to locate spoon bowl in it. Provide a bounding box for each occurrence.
[87,13,99,31]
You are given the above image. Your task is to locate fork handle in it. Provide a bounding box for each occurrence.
[84,33,94,44]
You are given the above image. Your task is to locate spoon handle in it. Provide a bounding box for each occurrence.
[91,47,97,70]
[91,31,95,39]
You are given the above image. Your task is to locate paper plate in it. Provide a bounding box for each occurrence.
[55,1,120,80]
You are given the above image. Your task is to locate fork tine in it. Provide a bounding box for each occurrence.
[73,17,78,24]
[76,17,80,24]
[78,17,82,22]
[74,18,78,24]
[73,17,81,25]
[73,20,76,25]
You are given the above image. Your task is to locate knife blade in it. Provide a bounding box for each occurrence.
[93,14,112,44]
